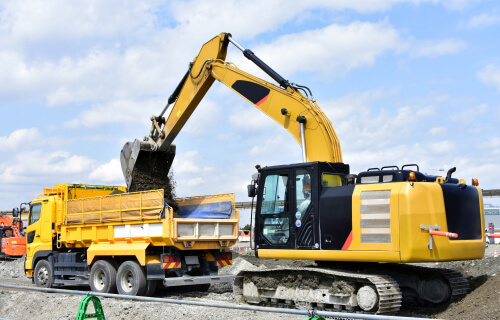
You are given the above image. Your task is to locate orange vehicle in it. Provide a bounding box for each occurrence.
[0,205,27,258]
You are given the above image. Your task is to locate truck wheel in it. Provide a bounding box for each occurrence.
[116,261,147,296]
[90,260,117,293]
[34,259,53,288]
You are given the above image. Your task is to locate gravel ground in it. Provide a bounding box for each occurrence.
[0,246,499,320]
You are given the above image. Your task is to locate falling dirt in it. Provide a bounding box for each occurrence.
[128,148,179,213]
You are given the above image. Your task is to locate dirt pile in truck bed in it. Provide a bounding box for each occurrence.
[128,149,179,213]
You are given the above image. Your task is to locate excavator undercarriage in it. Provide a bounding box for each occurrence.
[234,263,469,315]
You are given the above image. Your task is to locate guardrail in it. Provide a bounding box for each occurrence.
[0,284,443,320]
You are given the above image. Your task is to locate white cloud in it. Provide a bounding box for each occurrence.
[236,22,402,78]
[168,0,421,43]
[0,150,97,184]
[64,98,162,128]
[248,133,301,162]
[0,1,157,49]
[440,0,483,10]
[428,141,455,154]
[412,39,466,58]
[319,88,437,151]
[467,13,500,28]
[172,150,202,174]
[182,99,222,137]
[0,128,39,152]
[88,158,123,184]
[450,103,488,123]
[229,106,275,131]
[478,137,500,154]
[429,126,446,135]
[478,64,500,92]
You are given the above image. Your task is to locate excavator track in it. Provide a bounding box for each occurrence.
[233,267,403,315]
[315,262,470,305]
[436,268,470,299]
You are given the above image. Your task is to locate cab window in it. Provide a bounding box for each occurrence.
[260,173,290,245]
[262,217,290,244]
[29,203,42,225]
[322,173,344,187]
[261,174,288,214]
[296,169,312,216]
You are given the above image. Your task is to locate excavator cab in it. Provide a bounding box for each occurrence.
[251,161,350,252]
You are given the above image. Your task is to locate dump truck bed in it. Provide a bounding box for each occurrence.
[59,189,239,264]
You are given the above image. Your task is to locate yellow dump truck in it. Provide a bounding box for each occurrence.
[24,183,239,295]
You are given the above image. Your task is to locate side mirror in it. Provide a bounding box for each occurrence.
[12,208,19,217]
[247,184,256,198]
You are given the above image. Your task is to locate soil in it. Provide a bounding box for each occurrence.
[128,147,179,213]
[1,246,499,319]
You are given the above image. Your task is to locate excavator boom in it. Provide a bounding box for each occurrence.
[120,33,342,191]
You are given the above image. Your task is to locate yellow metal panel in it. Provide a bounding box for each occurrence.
[398,183,485,262]
[146,255,161,264]
[87,242,149,266]
[258,249,401,263]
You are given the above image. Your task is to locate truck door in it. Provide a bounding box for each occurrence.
[25,201,53,262]
[256,171,295,249]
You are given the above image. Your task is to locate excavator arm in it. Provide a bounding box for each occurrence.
[120,32,342,191]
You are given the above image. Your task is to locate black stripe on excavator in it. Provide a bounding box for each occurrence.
[231,80,270,106]
[319,185,355,250]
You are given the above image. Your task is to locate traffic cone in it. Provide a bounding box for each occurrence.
[494,250,498,258]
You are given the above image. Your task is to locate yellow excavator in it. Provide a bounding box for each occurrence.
[120,33,485,314]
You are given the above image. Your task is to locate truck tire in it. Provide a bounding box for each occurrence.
[34,259,53,288]
[116,261,147,296]
[144,280,158,296]
[90,260,117,293]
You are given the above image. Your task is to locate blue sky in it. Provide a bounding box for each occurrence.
[1,0,500,225]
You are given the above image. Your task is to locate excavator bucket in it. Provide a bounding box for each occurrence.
[120,139,176,192]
